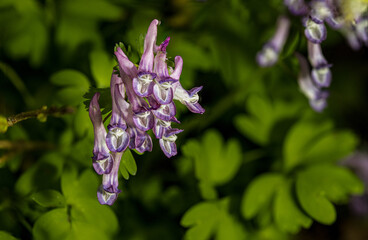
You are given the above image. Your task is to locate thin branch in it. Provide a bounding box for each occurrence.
[6,106,75,128]
[0,61,35,107]
[0,140,55,151]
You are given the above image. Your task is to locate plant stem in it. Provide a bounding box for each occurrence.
[6,106,75,128]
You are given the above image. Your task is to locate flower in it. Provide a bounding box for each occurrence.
[256,16,290,67]
[296,53,329,112]
[89,19,204,205]
[307,41,332,87]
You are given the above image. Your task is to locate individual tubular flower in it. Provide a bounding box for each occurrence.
[106,74,130,152]
[97,152,123,205]
[256,16,290,67]
[132,20,159,97]
[152,44,178,105]
[303,17,327,44]
[307,41,332,87]
[89,93,113,175]
[284,0,309,16]
[296,53,329,112]
[159,128,183,158]
[171,56,205,114]
[356,16,368,46]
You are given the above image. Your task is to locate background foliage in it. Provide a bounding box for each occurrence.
[1,0,368,239]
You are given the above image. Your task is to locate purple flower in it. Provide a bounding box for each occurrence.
[296,53,329,112]
[256,16,290,67]
[303,17,327,44]
[106,74,130,152]
[284,0,309,16]
[90,19,205,205]
[159,128,183,158]
[89,93,113,175]
[356,16,368,46]
[133,20,159,97]
[308,41,332,87]
[97,152,123,205]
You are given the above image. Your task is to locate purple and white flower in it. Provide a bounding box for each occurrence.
[308,41,332,87]
[256,16,290,67]
[89,19,204,205]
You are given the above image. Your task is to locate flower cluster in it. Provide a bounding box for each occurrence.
[256,0,368,112]
[89,19,204,205]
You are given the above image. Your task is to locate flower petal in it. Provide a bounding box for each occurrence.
[159,139,177,158]
[303,18,327,44]
[132,110,154,131]
[152,102,176,121]
[106,127,130,152]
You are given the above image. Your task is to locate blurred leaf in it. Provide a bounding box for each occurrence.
[119,163,130,180]
[33,208,70,240]
[198,181,218,200]
[15,153,64,196]
[0,231,18,240]
[296,164,364,224]
[273,180,312,233]
[303,131,358,164]
[283,120,333,171]
[182,129,242,186]
[181,198,246,240]
[73,105,91,138]
[62,0,122,20]
[50,70,90,106]
[241,173,283,219]
[31,190,66,208]
[235,95,301,145]
[89,50,115,88]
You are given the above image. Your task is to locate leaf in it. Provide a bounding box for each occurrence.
[33,208,70,240]
[121,149,137,176]
[303,131,358,164]
[119,163,130,180]
[273,180,312,233]
[234,95,301,145]
[283,120,333,171]
[181,202,219,240]
[182,130,242,186]
[31,190,66,208]
[241,173,283,219]
[15,153,64,196]
[89,50,115,88]
[181,199,246,240]
[50,70,90,105]
[0,231,18,240]
[296,164,364,225]
[198,181,218,200]
[83,87,112,115]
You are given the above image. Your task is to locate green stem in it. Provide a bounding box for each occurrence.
[0,61,35,107]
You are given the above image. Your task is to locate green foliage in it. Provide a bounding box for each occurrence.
[89,50,115,88]
[50,70,90,106]
[235,94,301,145]
[296,164,364,224]
[0,231,19,240]
[31,190,66,208]
[182,130,242,199]
[83,87,112,115]
[283,120,358,171]
[119,149,137,180]
[0,116,8,133]
[181,198,246,240]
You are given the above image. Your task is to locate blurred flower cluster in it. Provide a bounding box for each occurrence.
[89,19,204,205]
[257,0,368,112]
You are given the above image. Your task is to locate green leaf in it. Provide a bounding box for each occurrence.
[119,163,130,180]
[182,130,242,186]
[0,115,8,133]
[181,202,220,240]
[296,164,364,225]
[31,190,66,208]
[241,173,283,219]
[33,208,70,240]
[89,50,115,88]
[234,95,301,145]
[50,70,90,105]
[15,153,64,196]
[121,149,137,176]
[83,87,112,115]
[273,180,312,233]
[283,120,333,171]
[0,231,18,240]
[181,199,246,240]
[303,131,358,164]
[198,181,218,200]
